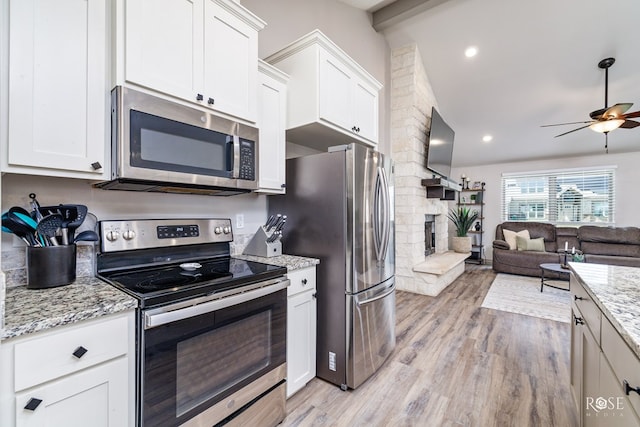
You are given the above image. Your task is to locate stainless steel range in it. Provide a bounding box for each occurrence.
[96,218,288,427]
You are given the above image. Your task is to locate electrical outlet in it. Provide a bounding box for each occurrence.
[236,214,244,229]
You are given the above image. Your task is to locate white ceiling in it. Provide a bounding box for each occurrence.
[342,0,640,168]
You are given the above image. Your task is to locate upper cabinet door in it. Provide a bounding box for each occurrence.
[122,0,263,122]
[319,51,353,132]
[6,0,108,178]
[352,80,379,143]
[203,0,259,122]
[125,0,204,102]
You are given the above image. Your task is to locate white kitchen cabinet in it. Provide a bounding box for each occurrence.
[3,0,109,179]
[15,358,128,427]
[0,311,135,427]
[286,266,317,398]
[570,273,640,426]
[122,0,265,122]
[256,60,288,194]
[266,29,382,151]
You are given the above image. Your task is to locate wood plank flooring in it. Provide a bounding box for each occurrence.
[281,265,579,427]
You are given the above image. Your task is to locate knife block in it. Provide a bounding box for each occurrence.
[242,227,282,257]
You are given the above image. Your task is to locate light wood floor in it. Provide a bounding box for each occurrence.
[281,265,579,427]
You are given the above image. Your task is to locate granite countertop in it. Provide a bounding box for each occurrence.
[2,277,137,341]
[234,254,320,271]
[570,262,640,358]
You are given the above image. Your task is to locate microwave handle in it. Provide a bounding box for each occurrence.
[232,136,240,178]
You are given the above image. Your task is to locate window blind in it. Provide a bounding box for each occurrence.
[501,168,615,225]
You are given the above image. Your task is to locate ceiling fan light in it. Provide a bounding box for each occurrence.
[589,119,624,133]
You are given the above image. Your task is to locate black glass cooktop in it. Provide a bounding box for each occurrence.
[99,257,287,308]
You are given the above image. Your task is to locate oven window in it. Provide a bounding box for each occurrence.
[175,311,271,417]
[130,110,234,177]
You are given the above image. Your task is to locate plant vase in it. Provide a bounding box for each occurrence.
[451,236,472,253]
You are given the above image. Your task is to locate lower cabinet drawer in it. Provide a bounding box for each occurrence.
[601,316,640,419]
[571,275,601,344]
[14,314,129,391]
[287,267,316,297]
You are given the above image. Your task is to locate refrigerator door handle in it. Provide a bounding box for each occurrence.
[356,283,396,306]
[373,167,384,262]
[379,166,391,263]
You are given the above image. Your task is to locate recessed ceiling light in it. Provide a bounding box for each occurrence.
[482,135,493,142]
[465,46,478,58]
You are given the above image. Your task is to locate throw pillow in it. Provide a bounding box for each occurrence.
[502,229,530,250]
[516,236,546,252]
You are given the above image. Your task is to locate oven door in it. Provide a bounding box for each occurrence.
[140,279,287,426]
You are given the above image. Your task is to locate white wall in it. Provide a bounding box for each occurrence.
[451,150,640,261]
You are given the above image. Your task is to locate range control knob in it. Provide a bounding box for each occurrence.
[122,230,136,240]
[106,230,119,242]
[223,226,231,234]
[214,227,222,235]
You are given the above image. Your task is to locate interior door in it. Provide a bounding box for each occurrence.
[350,145,395,293]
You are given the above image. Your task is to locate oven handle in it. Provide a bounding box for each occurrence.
[144,279,289,329]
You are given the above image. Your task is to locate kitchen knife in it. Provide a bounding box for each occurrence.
[264,214,276,229]
[274,218,286,233]
[267,214,282,231]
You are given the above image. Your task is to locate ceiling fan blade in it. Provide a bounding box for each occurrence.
[622,110,640,119]
[603,103,633,118]
[620,120,640,129]
[590,108,607,120]
[541,121,593,128]
[554,124,592,138]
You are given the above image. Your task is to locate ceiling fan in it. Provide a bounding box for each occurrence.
[541,57,640,152]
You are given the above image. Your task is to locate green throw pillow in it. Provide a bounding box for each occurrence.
[516,236,546,252]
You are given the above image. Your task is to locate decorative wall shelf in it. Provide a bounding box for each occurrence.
[421,178,461,201]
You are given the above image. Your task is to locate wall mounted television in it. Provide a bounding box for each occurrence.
[426,107,455,180]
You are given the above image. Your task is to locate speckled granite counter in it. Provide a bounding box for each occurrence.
[570,262,640,359]
[2,277,137,341]
[234,254,319,271]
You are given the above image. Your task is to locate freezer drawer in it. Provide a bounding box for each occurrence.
[347,277,396,389]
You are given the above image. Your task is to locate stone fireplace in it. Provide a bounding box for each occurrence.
[391,44,467,296]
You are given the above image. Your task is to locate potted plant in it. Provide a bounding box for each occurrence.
[447,206,479,253]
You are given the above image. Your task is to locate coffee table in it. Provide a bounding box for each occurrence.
[540,263,570,292]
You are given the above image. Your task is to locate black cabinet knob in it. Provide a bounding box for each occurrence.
[24,398,43,411]
[91,162,102,170]
[301,278,308,285]
[281,183,286,188]
[573,315,584,326]
[624,380,640,396]
[196,93,204,101]
[312,292,317,299]
[208,97,215,105]
[574,295,584,301]
[72,346,88,359]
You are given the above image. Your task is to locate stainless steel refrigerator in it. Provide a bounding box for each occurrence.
[269,143,395,390]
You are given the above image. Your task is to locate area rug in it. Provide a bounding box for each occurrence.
[481,273,570,323]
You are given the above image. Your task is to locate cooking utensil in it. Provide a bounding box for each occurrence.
[39,204,87,244]
[29,193,43,221]
[73,230,99,243]
[2,214,34,246]
[36,214,63,246]
[67,205,88,242]
[3,212,39,246]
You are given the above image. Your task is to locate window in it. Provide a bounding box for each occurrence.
[501,167,615,225]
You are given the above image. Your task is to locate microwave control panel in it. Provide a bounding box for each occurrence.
[238,139,255,181]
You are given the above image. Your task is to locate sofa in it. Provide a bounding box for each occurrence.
[492,221,640,277]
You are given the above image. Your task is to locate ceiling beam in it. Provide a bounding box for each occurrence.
[372,0,451,31]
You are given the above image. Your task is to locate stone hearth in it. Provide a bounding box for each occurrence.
[391,44,465,296]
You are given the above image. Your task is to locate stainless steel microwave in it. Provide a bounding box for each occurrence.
[95,86,258,196]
